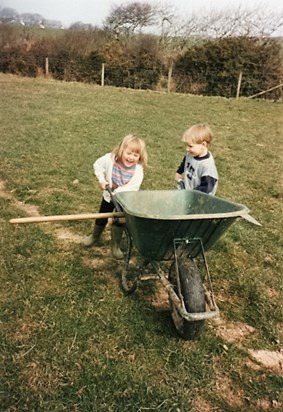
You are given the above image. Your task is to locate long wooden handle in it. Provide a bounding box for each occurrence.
[9,211,124,224]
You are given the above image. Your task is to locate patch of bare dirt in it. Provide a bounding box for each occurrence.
[211,316,283,376]
[248,349,283,375]
[254,398,282,410]
[244,358,263,371]
[82,251,112,269]
[150,283,169,311]
[0,179,83,245]
[265,286,280,299]
[81,246,123,288]
[211,316,256,344]
[277,323,283,342]
[191,396,212,412]
[0,180,12,198]
[53,227,82,243]
[0,180,40,216]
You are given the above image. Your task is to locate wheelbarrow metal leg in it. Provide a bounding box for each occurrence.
[121,227,138,294]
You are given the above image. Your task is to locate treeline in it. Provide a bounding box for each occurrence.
[0,24,282,99]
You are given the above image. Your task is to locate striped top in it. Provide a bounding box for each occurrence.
[112,161,136,189]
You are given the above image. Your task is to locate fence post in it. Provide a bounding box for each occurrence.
[101,63,105,86]
[236,71,242,99]
[168,62,173,93]
[45,57,49,77]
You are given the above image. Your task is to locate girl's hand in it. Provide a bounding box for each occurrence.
[100,181,108,190]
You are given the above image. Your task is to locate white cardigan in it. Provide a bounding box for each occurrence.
[93,153,144,202]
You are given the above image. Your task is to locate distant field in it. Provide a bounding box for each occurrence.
[0,74,282,411]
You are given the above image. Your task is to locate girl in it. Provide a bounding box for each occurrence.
[83,134,148,258]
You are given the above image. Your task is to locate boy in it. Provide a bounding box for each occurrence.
[175,124,218,195]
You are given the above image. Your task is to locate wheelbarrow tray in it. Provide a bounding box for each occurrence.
[115,190,257,261]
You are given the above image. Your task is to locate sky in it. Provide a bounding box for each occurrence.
[1,0,283,28]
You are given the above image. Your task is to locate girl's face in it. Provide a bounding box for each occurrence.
[121,146,140,167]
[185,141,208,157]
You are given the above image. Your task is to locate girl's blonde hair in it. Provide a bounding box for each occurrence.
[112,134,148,167]
[182,124,213,145]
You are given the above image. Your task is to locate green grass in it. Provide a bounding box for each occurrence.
[0,74,282,411]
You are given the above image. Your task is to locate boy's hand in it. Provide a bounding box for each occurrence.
[177,179,185,190]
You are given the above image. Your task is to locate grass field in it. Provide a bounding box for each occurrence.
[0,73,282,411]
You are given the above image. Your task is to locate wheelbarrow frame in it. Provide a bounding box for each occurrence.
[119,224,219,339]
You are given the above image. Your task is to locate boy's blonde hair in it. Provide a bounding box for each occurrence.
[112,134,148,167]
[182,124,213,145]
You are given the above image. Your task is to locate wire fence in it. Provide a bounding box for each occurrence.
[1,52,282,99]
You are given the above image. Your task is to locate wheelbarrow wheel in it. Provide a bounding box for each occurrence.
[169,258,205,340]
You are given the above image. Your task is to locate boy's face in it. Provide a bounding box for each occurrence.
[185,141,208,157]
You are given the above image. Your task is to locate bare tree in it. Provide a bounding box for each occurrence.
[104,1,157,37]
[152,1,178,39]
[180,5,283,38]
[240,6,283,37]
[152,2,192,78]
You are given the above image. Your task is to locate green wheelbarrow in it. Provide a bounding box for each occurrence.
[114,190,260,340]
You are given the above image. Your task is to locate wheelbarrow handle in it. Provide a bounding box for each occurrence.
[9,211,124,224]
[105,185,123,213]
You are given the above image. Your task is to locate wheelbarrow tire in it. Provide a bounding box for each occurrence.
[169,258,205,340]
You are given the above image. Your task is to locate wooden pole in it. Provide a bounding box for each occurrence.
[45,57,49,77]
[10,211,261,225]
[168,62,173,93]
[236,71,242,99]
[10,211,124,225]
[101,63,105,86]
[248,83,283,99]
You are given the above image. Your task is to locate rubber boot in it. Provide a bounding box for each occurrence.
[82,225,104,247]
[110,225,124,259]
